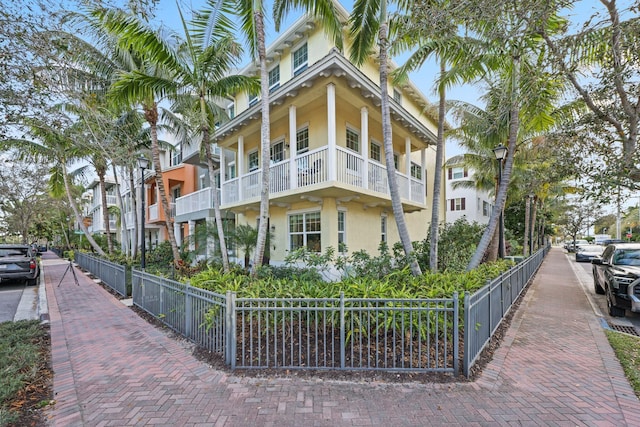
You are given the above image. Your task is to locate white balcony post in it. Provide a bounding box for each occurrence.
[361,107,369,190]
[237,136,244,200]
[289,105,297,189]
[174,222,181,247]
[188,220,196,251]
[421,148,427,203]
[405,137,412,200]
[327,83,337,182]
[219,148,226,205]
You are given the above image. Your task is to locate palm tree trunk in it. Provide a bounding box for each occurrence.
[129,167,138,259]
[530,197,538,252]
[252,9,270,273]
[98,170,114,253]
[112,163,128,255]
[62,163,107,256]
[467,55,521,270]
[524,195,531,256]
[146,104,181,266]
[202,126,230,272]
[378,21,422,276]
[429,60,447,272]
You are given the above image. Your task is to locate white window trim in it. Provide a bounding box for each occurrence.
[292,41,308,76]
[288,210,322,252]
[338,208,347,253]
[268,64,280,92]
[370,139,382,163]
[296,124,310,154]
[345,124,360,153]
[247,149,259,172]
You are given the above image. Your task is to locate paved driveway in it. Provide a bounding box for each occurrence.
[0,282,24,322]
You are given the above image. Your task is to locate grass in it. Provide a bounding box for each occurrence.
[605,330,640,398]
[0,320,52,427]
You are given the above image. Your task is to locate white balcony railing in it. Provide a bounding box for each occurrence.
[92,194,117,210]
[148,203,159,221]
[216,145,425,209]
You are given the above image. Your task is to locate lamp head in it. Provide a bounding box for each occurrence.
[493,144,507,161]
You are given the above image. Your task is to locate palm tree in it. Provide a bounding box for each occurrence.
[154,0,259,272]
[236,0,343,274]
[392,0,468,272]
[232,224,258,269]
[91,7,184,266]
[349,0,422,276]
[0,115,107,256]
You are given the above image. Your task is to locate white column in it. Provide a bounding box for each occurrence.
[405,137,412,200]
[219,148,226,205]
[238,135,244,200]
[361,107,369,189]
[188,220,196,251]
[289,105,297,189]
[174,222,181,247]
[327,83,337,182]
[421,148,427,205]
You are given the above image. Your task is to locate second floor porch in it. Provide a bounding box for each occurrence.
[175,143,426,219]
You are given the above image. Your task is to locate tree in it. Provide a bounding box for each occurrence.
[91,7,184,266]
[349,0,422,276]
[236,0,343,274]
[0,157,51,243]
[537,1,640,186]
[155,0,259,272]
[232,224,258,269]
[0,115,107,256]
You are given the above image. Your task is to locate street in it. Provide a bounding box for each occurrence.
[0,282,25,322]
[570,252,640,334]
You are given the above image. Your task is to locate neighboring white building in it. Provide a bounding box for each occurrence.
[445,155,493,225]
[86,177,119,237]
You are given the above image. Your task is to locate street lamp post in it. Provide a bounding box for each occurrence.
[493,144,508,259]
[138,156,150,270]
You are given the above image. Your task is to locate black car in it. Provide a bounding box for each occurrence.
[592,243,640,317]
[0,244,40,286]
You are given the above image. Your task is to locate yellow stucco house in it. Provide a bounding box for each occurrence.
[176,1,444,265]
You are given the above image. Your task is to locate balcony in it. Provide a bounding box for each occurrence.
[181,141,221,166]
[220,145,425,209]
[92,194,117,210]
[175,187,223,219]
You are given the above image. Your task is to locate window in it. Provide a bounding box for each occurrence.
[370,140,381,162]
[248,93,258,107]
[228,103,235,119]
[410,162,422,179]
[338,211,346,252]
[346,128,360,152]
[381,215,387,243]
[289,211,321,252]
[293,43,308,76]
[268,65,280,92]
[483,201,490,216]
[448,166,467,180]
[450,198,466,211]
[227,161,236,179]
[271,140,285,163]
[248,150,259,172]
[393,89,401,104]
[393,153,399,169]
[297,127,309,153]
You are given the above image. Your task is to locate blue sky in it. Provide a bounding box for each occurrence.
[150,0,623,158]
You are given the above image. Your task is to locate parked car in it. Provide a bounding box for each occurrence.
[575,244,604,262]
[0,244,40,286]
[591,243,640,317]
[566,239,589,252]
[603,239,626,246]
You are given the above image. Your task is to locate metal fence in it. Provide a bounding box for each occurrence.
[77,246,548,376]
[75,252,129,297]
[462,245,550,377]
[132,270,227,355]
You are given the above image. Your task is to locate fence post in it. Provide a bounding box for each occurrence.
[339,292,345,369]
[463,291,470,378]
[453,292,459,375]
[185,284,192,339]
[225,290,237,368]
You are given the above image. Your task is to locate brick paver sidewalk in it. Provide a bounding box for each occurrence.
[42,248,640,426]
